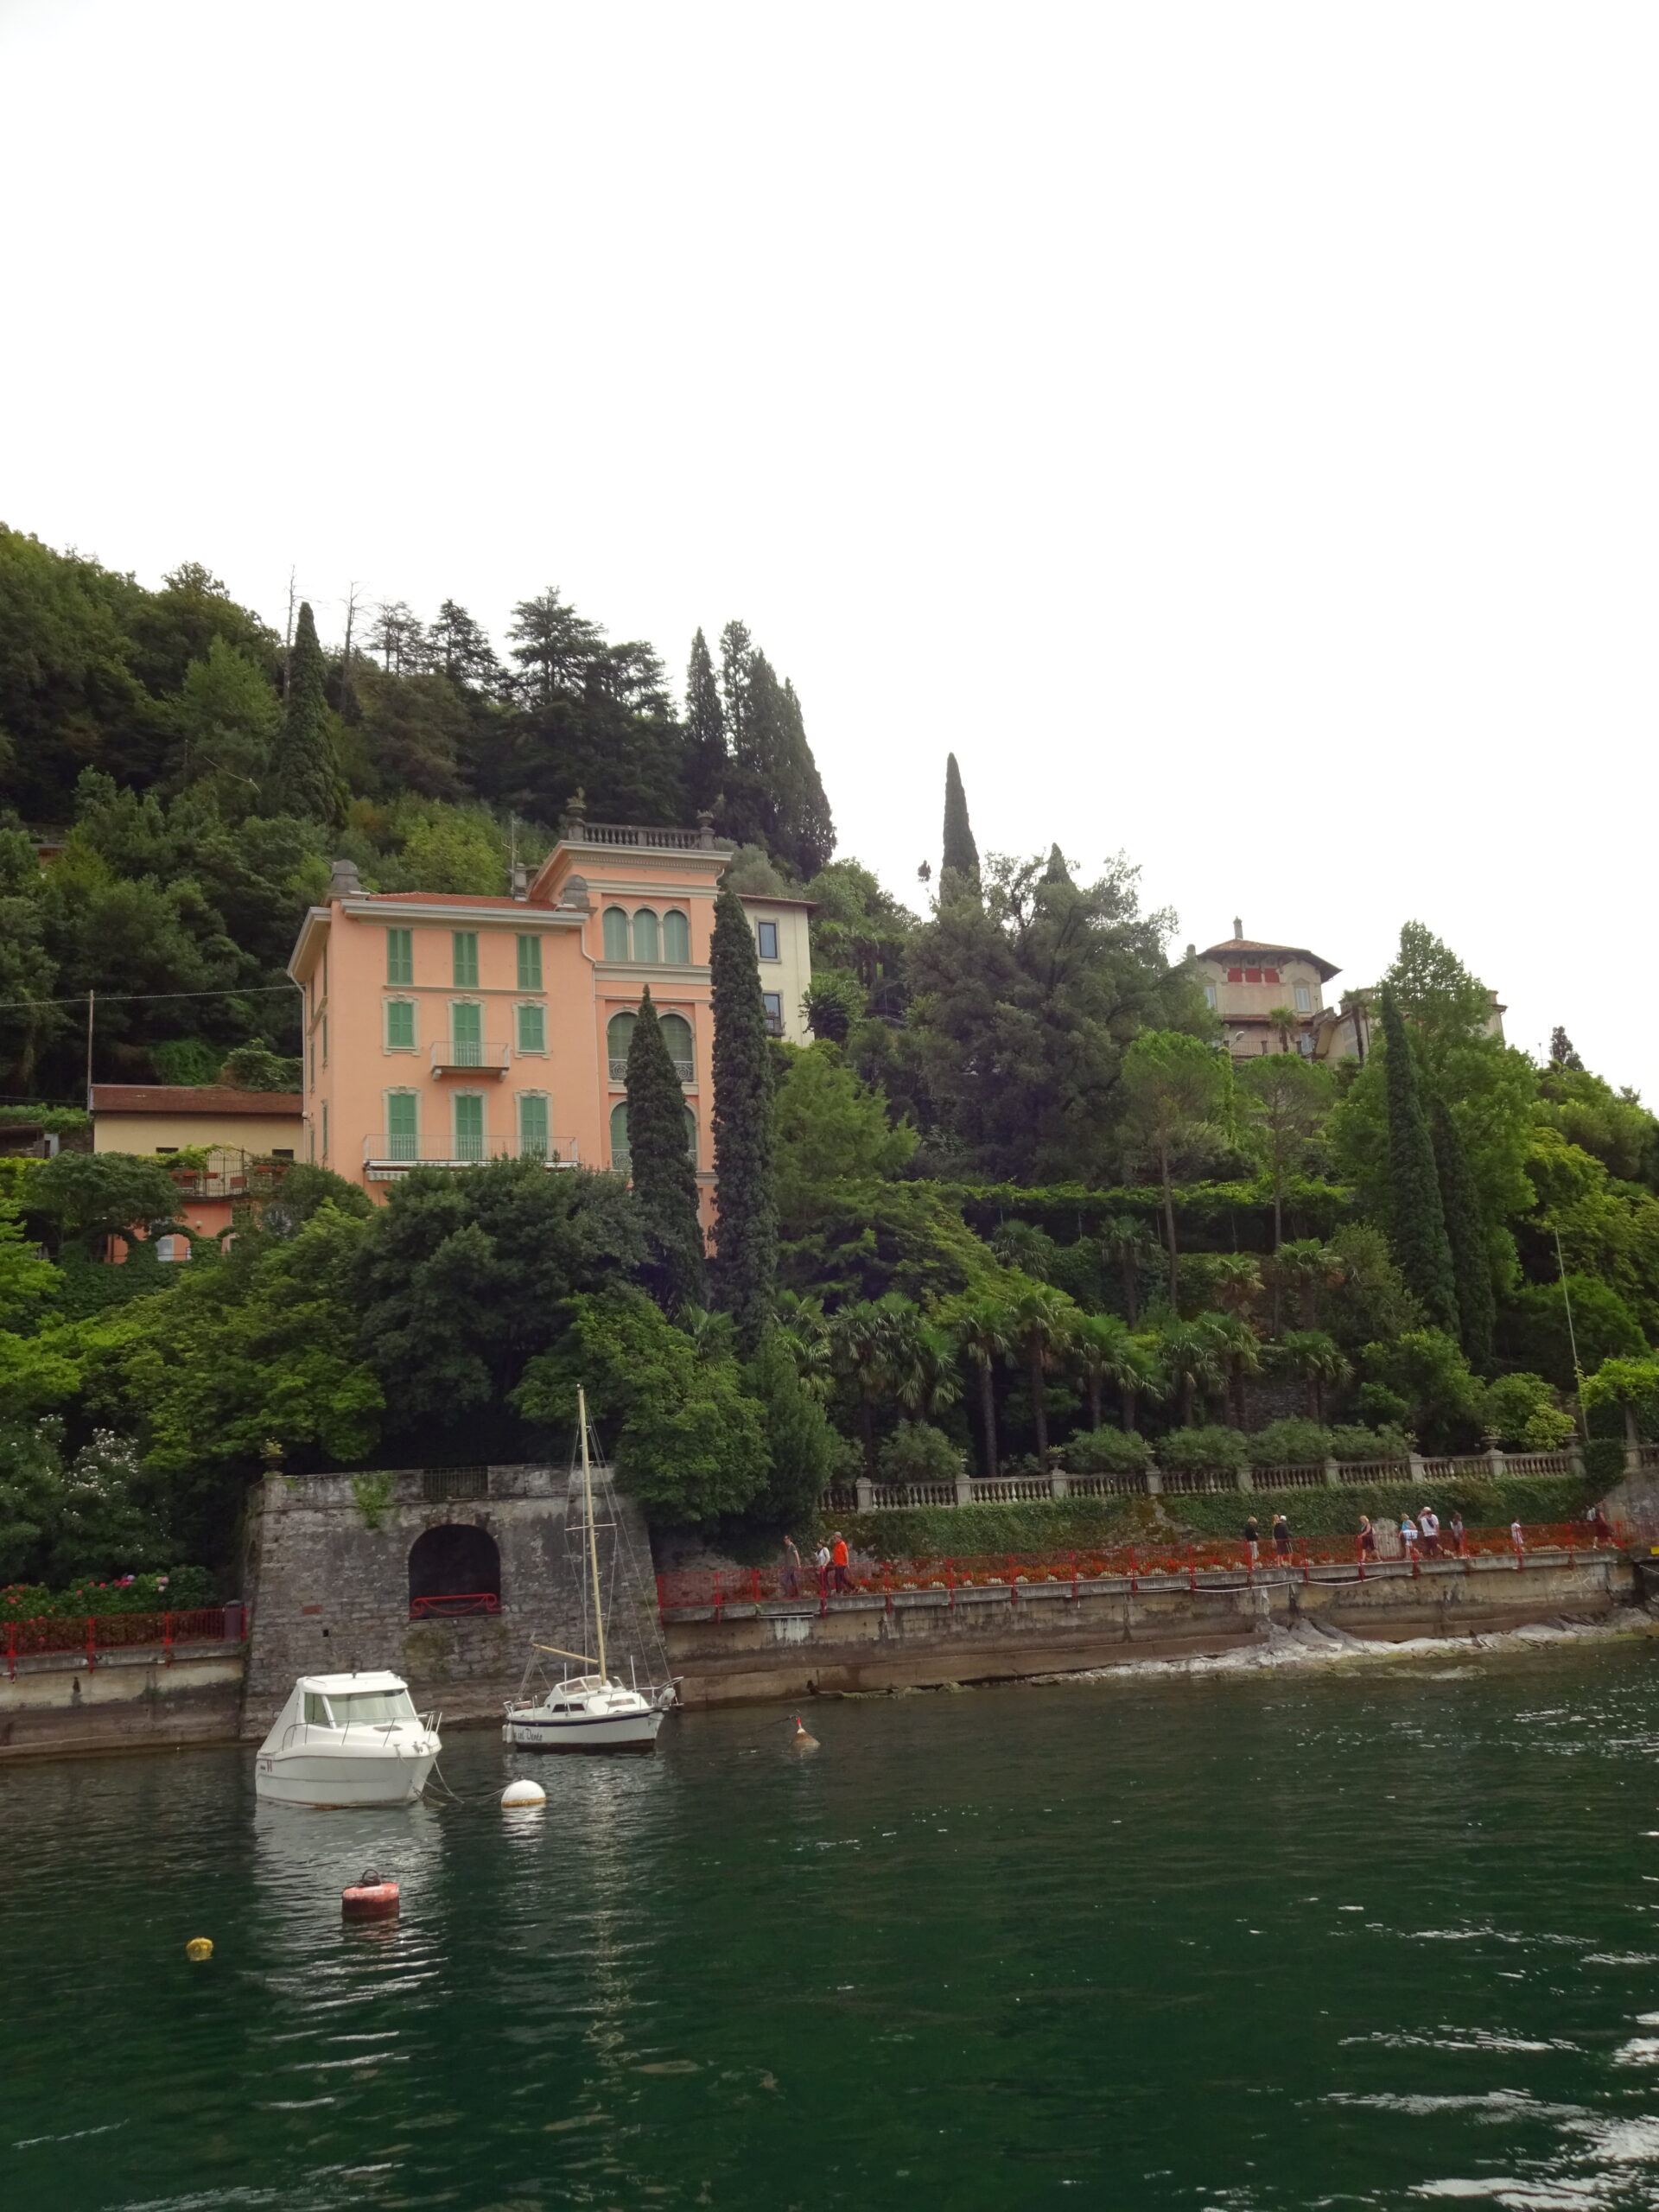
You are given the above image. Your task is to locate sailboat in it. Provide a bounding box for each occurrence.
[501,1386,676,1753]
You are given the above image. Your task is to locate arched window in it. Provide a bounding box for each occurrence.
[606,1010,635,1077]
[609,1099,631,1171]
[684,1107,698,1166]
[659,1014,694,1081]
[408,1524,501,1617]
[663,910,690,964]
[602,906,630,961]
[156,1233,192,1263]
[632,908,660,963]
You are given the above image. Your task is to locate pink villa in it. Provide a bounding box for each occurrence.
[286,816,814,1218]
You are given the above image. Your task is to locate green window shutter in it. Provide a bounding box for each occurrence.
[632,909,660,962]
[386,928,413,986]
[609,1099,630,1171]
[519,1092,549,1157]
[386,1001,416,1051]
[454,1093,485,1161]
[452,931,479,987]
[387,1091,417,1160]
[451,1001,482,1066]
[517,1002,546,1053]
[663,910,690,963]
[602,908,630,961]
[517,934,542,990]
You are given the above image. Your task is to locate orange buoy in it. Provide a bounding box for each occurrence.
[341,1867,400,1921]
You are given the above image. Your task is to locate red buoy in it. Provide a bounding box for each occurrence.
[341,1867,400,1921]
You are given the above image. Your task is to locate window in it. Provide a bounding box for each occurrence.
[632,908,660,963]
[756,918,779,961]
[1227,967,1244,983]
[684,1106,698,1166]
[450,1001,483,1066]
[762,991,784,1038]
[602,906,630,961]
[271,1148,294,1160]
[330,1688,416,1726]
[387,1091,418,1161]
[659,1013,694,1081]
[386,927,413,986]
[156,1234,191,1263]
[452,931,479,988]
[516,1002,546,1053]
[321,1014,328,1066]
[609,1098,630,1171]
[518,1091,550,1158]
[1294,984,1312,1013]
[156,1146,178,1156]
[516,934,543,990]
[454,1093,485,1162]
[321,1099,329,1159]
[606,1010,636,1077]
[1262,968,1281,986]
[386,1000,416,1051]
[303,1692,334,1726]
[663,910,690,963]
[1244,968,1262,984]
[1203,984,1217,1011]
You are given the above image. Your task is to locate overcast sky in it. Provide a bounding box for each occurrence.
[3,3,1653,1094]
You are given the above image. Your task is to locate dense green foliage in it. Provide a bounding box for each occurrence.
[623,992,705,1312]
[709,887,778,1347]
[941,752,979,886]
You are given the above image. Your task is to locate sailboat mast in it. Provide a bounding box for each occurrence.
[578,1385,607,1683]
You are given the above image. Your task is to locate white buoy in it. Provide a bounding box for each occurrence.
[501,1777,547,1808]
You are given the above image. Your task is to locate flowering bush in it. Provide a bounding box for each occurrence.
[0,1567,215,1620]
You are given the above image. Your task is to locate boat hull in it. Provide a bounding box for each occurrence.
[254,1751,438,1807]
[502,1709,664,1753]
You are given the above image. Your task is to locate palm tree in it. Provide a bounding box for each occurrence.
[1210,1253,1263,1323]
[1099,1213,1156,1325]
[1278,1329,1351,1421]
[1266,1238,1346,1338]
[949,1294,1017,1478]
[1155,1316,1229,1427]
[1117,1333,1168,1433]
[1206,1311,1264,1428]
[889,1319,963,1423]
[774,1294,833,1402]
[1007,1283,1077,1461]
[1266,1004,1300,1053]
[828,1294,914,1476]
[1071,1312,1132,1430]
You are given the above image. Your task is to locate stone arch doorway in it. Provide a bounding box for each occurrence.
[408,1523,502,1617]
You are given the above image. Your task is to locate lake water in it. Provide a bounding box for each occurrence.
[10,1637,1659,2210]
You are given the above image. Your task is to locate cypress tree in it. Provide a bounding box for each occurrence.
[1379,988,1459,1335]
[1430,1096,1495,1370]
[942,753,979,886]
[1042,843,1072,886]
[684,627,726,813]
[624,988,705,1313]
[270,601,342,823]
[710,886,777,1348]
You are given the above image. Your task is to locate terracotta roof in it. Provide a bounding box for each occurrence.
[349,891,545,908]
[1196,937,1340,982]
[92,1086,303,1116]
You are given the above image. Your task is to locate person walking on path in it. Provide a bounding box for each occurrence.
[814,1540,831,1597]
[1358,1515,1377,1560]
[1448,1510,1465,1556]
[1419,1505,1440,1559]
[1510,1517,1525,1554]
[1272,1513,1292,1566]
[781,1535,802,1598]
[1400,1512,1419,1560]
[830,1532,851,1594]
[1243,1514,1260,1566]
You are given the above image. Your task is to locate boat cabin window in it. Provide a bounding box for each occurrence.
[303,1693,334,1726]
[329,1689,417,1726]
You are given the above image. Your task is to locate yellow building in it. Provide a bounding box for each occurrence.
[1190,923,1505,1065]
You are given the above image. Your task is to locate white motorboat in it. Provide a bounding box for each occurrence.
[503,1386,677,1755]
[255,1670,441,1806]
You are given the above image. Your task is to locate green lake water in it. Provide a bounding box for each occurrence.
[10,1638,1659,2210]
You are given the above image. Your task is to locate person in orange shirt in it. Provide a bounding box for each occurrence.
[830,1533,851,1594]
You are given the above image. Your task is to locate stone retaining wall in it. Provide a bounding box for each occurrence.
[0,1642,246,1759]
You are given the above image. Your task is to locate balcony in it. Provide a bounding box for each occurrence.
[429,1039,511,1077]
[364,1135,580,1180]
[608,1056,695,1084]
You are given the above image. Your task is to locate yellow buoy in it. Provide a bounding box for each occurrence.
[185,1937,213,1961]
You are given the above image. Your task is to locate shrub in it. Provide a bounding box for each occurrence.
[1247,1418,1332,1467]
[1583,1435,1625,1487]
[1158,1425,1249,1473]
[875,1421,963,1487]
[1062,1428,1153,1475]
[1480,1371,1575,1452]
[1330,1423,1410,1464]
[0,1567,215,1619]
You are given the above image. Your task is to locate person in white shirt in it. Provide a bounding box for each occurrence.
[1419,1507,1440,1559]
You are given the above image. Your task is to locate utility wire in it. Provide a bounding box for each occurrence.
[0,984,298,1014]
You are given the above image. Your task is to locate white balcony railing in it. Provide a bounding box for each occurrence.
[364,1134,579,1178]
[607,1056,695,1083]
[429,1039,511,1075]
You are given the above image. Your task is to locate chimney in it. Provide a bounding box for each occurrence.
[1233,915,1243,940]
[329,858,364,899]
[511,861,529,900]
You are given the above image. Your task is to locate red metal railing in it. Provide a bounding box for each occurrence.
[656,1522,1630,1617]
[4,1606,245,1679]
[409,1591,501,1619]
